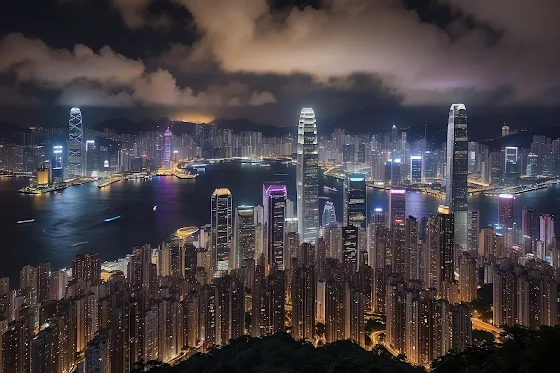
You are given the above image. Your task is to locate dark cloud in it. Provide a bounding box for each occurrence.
[2,0,560,126]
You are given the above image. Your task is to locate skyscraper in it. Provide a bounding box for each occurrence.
[521,206,538,253]
[410,156,423,184]
[68,107,83,178]
[297,108,319,244]
[503,146,519,186]
[322,201,337,227]
[445,104,468,249]
[498,194,514,232]
[211,188,233,276]
[234,205,255,268]
[389,188,406,228]
[526,153,538,177]
[436,206,454,296]
[163,127,172,170]
[343,174,367,228]
[264,184,287,270]
[52,145,64,183]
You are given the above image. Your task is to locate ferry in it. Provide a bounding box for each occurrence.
[104,216,121,222]
[72,241,89,247]
[323,186,338,192]
[17,219,35,224]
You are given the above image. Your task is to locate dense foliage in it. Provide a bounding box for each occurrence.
[139,332,424,373]
[431,325,560,373]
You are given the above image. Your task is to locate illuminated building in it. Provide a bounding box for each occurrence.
[503,146,519,186]
[540,214,555,250]
[423,151,437,182]
[68,107,83,178]
[30,325,59,373]
[493,265,516,327]
[234,205,256,268]
[501,124,510,137]
[342,226,359,273]
[325,278,344,343]
[385,158,402,185]
[445,104,468,249]
[347,285,365,346]
[211,188,233,276]
[498,194,515,232]
[36,167,49,185]
[85,330,110,373]
[163,127,172,170]
[386,274,406,353]
[467,210,479,252]
[436,206,455,297]
[389,188,406,228]
[451,303,472,351]
[522,207,538,253]
[291,261,316,341]
[297,108,319,244]
[72,252,101,284]
[392,218,406,276]
[263,184,287,270]
[526,152,538,177]
[343,174,367,228]
[458,252,477,303]
[51,145,64,183]
[405,216,419,281]
[321,201,337,227]
[410,155,423,184]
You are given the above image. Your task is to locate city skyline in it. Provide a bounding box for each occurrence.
[1,1,560,372]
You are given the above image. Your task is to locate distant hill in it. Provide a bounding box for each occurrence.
[479,126,560,151]
[92,117,291,137]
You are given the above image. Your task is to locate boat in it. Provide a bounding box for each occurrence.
[323,186,338,192]
[153,206,158,211]
[72,241,89,247]
[104,216,121,222]
[17,219,35,224]
[175,172,197,179]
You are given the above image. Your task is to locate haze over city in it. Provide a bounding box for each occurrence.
[1,1,560,373]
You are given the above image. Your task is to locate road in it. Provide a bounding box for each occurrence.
[471,317,504,339]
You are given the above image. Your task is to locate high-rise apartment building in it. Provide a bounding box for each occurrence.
[297,108,319,244]
[410,156,423,184]
[445,104,468,249]
[436,206,455,296]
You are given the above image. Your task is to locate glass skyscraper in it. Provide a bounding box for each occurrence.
[68,107,83,178]
[343,174,367,228]
[211,188,232,276]
[264,184,287,270]
[297,108,319,244]
[445,104,468,249]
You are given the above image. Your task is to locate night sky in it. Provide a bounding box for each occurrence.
[1,0,559,134]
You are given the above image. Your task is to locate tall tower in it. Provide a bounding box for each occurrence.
[446,104,468,250]
[297,108,319,244]
[264,184,287,270]
[343,174,367,228]
[68,107,83,178]
[389,188,406,228]
[436,206,455,296]
[211,188,233,276]
[163,127,172,170]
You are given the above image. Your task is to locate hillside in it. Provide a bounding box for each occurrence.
[136,332,424,373]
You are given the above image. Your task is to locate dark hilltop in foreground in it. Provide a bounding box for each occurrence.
[134,326,560,373]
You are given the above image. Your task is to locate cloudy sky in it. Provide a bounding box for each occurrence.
[1,0,559,130]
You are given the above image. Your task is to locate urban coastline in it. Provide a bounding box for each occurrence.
[0,105,559,373]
